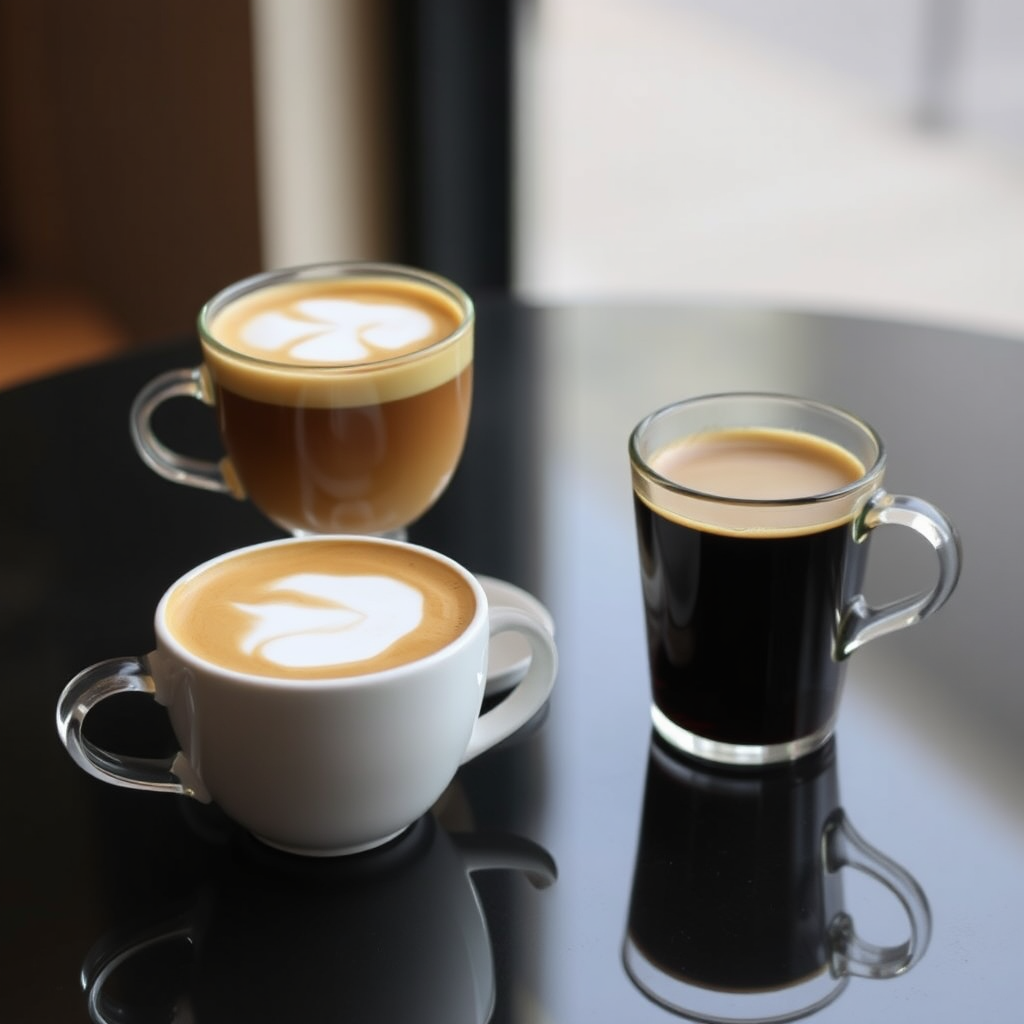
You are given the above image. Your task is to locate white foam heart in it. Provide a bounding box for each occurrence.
[233,573,424,670]
[239,299,433,363]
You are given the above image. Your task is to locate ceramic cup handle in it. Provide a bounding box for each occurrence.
[55,656,209,801]
[461,608,557,763]
[129,366,238,495]
[456,833,559,890]
[838,489,962,656]
[824,809,932,980]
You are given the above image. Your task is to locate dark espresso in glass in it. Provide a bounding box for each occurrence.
[633,427,867,751]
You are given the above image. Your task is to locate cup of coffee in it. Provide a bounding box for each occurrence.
[130,262,474,536]
[623,736,931,1023]
[56,536,557,856]
[630,392,961,766]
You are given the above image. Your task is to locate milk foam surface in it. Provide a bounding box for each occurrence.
[164,540,477,679]
[239,300,434,364]
[202,277,473,408]
[635,428,872,538]
[653,428,863,501]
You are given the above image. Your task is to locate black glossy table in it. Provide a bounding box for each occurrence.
[2,296,1022,1023]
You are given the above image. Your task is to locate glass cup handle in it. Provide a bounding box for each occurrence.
[838,489,962,656]
[824,809,932,979]
[81,911,195,1024]
[56,656,210,801]
[461,609,558,764]
[129,366,237,495]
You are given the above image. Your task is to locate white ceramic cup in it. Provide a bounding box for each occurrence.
[56,537,557,856]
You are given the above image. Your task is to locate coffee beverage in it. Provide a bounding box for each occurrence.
[57,536,558,855]
[207,276,463,367]
[630,393,961,765]
[635,427,867,749]
[130,263,474,536]
[164,538,476,680]
[201,271,473,535]
[647,427,865,510]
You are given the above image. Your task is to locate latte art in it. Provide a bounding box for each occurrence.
[205,276,468,391]
[239,299,435,364]
[234,573,424,670]
[163,540,477,679]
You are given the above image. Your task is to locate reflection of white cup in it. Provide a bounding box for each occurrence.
[56,537,557,856]
[82,817,557,1024]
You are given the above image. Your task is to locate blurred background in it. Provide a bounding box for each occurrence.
[2,0,1023,387]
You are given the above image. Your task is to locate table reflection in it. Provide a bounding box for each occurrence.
[623,736,930,1023]
[81,811,556,1024]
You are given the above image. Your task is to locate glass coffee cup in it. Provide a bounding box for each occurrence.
[629,392,961,766]
[131,262,474,537]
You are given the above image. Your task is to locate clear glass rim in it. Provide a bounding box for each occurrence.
[629,392,885,509]
[196,261,475,374]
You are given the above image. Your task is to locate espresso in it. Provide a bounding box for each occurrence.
[634,428,868,748]
[202,275,473,534]
[163,540,477,680]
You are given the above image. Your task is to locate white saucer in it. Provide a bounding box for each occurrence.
[476,575,555,697]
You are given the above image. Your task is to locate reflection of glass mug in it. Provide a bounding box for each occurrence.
[56,536,557,856]
[82,816,556,1024]
[630,393,961,766]
[623,737,930,1023]
[131,262,474,536]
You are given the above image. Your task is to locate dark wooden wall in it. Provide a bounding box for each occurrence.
[0,0,263,346]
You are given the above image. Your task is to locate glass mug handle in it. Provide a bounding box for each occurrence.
[824,810,932,980]
[55,656,210,801]
[81,910,195,1024]
[838,490,961,656]
[129,366,238,495]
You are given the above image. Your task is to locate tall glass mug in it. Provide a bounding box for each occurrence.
[629,393,961,766]
[131,262,474,536]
